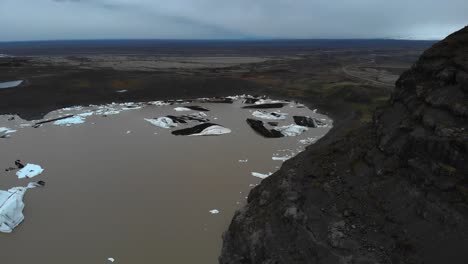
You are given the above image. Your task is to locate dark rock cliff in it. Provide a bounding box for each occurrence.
[220,27,468,264]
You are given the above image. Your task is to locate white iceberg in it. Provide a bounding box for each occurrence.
[0,182,40,233]
[272,156,291,161]
[77,112,94,117]
[254,99,287,105]
[239,159,248,163]
[251,172,272,179]
[209,209,220,214]
[107,257,115,262]
[190,125,231,136]
[116,89,128,93]
[144,117,177,129]
[274,125,308,137]
[0,127,17,134]
[174,107,192,112]
[16,164,44,179]
[252,111,288,120]
[53,116,85,125]
[0,80,23,89]
[299,137,319,145]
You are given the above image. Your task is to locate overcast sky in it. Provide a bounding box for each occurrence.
[0,0,467,41]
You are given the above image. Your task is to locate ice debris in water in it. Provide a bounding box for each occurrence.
[239,159,248,163]
[116,89,128,93]
[0,127,17,134]
[299,137,319,145]
[274,125,308,137]
[107,257,115,262]
[77,112,94,117]
[53,116,85,126]
[0,80,23,89]
[251,172,272,179]
[174,107,192,112]
[144,117,177,129]
[0,182,42,233]
[252,111,288,120]
[16,164,44,179]
[190,125,231,136]
[209,209,220,214]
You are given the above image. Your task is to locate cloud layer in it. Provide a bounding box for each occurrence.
[0,0,466,41]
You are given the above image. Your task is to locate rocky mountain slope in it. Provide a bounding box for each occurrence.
[220,27,468,264]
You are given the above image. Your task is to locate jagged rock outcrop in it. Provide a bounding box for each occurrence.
[220,27,468,264]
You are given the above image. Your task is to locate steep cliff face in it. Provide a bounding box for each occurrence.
[220,27,468,264]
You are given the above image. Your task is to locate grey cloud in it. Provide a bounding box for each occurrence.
[0,0,467,41]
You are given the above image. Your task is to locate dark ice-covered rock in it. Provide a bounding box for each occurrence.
[293,116,318,127]
[205,97,234,104]
[246,119,284,138]
[243,98,260,104]
[243,103,286,109]
[293,116,327,128]
[184,106,210,111]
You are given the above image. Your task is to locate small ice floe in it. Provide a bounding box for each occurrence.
[272,156,291,161]
[254,99,287,105]
[0,127,17,135]
[149,101,171,106]
[53,116,85,126]
[172,123,231,136]
[274,125,308,137]
[299,137,319,145]
[126,131,131,134]
[251,172,272,179]
[116,89,128,93]
[16,164,44,179]
[0,80,23,89]
[190,125,231,136]
[239,159,248,163]
[107,257,115,262]
[174,107,192,112]
[209,209,220,214]
[144,117,177,129]
[77,112,94,117]
[62,106,84,111]
[252,111,288,120]
[0,182,43,233]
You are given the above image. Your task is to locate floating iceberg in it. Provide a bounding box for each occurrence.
[144,117,177,129]
[272,156,291,161]
[53,116,85,126]
[16,164,44,179]
[108,257,115,262]
[299,137,319,145]
[0,182,41,233]
[274,125,308,137]
[251,172,272,179]
[0,80,23,89]
[77,112,94,117]
[174,107,192,112]
[252,111,288,120]
[0,127,17,134]
[209,209,220,214]
[172,123,231,136]
[190,125,231,136]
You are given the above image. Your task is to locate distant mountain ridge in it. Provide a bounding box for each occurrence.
[0,39,436,57]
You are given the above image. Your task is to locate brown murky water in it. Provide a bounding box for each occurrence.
[0,97,331,264]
